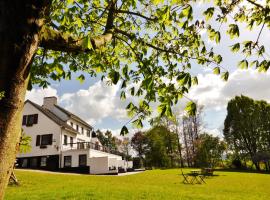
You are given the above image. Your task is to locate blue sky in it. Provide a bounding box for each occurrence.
[26,1,270,137]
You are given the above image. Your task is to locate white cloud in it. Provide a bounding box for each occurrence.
[189,69,270,111]
[25,86,58,105]
[59,80,128,125]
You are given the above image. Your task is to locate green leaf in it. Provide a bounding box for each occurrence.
[132,119,143,128]
[221,71,229,81]
[238,60,248,69]
[227,24,240,39]
[120,126,129,136]
[120,91,126,100]
[185,101,196,116]
[192,76,198,85]
[213,67,220,75]
[109,70,120,85]
[230,43,240,52]
[203,7,215,21]
[77,74,85,83]
[180,5,192,19]
[83,35,93,50]
[0,91,5,100]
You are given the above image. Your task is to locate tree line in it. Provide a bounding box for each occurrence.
[131,108,226,169]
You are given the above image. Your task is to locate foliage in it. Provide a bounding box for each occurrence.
[6,169,270,200]
[19,131,32,154]
[224,95,270,170]
[28,0,238,130]
[131,131,149,160]
[0,91,4,100]
[96,129,118,151]
[194,133,226,168]
[145,125,179,168]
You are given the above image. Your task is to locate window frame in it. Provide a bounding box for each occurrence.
[40,157,47,167]
[64,156,72,167]
[41,134,53,146]
[64,135,67,145]
[78,154,87,167]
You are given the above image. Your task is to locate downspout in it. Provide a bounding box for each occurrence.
[59,127,63,170]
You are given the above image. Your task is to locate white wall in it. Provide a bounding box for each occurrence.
[89,149,122,160]
[67,119,91,142]
[89,157,109,174]
[18,102,61,157]
[61,149,89,168]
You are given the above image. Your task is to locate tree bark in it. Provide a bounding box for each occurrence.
[0,1,50,199]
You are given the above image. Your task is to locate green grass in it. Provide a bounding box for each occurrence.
[5,169,270,200]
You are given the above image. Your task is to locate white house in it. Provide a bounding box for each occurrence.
[17,96,132,174]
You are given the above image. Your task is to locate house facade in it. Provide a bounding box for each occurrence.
[17,96,132,174]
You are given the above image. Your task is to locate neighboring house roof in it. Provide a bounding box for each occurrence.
[25,100,78,134]
[54,105,92,129]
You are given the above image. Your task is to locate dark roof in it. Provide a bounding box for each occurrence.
[25,100,78,133]
[54,105,92,129]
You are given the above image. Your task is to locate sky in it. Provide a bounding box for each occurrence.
[25,1,270,138]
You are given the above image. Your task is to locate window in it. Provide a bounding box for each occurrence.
[64,156,72,167]
[23,114,38,126]
[76,125,79,131]
[70,137,73,147]
[87,130,90,137]
[79,154,87,167]
[64,135,67,145]
[30,158,38,168]
[70,122,73,127]
[40,157,47,167]
[22,159,28,168]
[41,134,53,145]
[81,127,84,134]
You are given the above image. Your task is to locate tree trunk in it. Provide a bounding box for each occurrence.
[0,1,50,199]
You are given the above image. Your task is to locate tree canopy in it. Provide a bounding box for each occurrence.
[224,95,270,170]
[24,0,270,134]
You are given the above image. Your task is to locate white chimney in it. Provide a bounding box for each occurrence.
[43,96,57,110]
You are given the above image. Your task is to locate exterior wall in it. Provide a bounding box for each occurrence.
[127,161,133,169]
[61,129,78,151]
[61,149,90,168]
[18,102,61,158]
[67,119,91,142]
[117,160,126,170]
[108,158,118,174]
[89,149,122,160]
[89,157,109,174]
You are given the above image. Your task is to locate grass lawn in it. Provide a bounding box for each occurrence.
[5,169,270,200]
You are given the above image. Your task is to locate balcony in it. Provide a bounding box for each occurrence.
[64,142,123,156]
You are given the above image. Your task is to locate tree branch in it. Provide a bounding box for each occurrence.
[115,10,157,21]
[245,0,265,9]
[39,26,113,52]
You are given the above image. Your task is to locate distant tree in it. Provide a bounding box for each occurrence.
[145,126,178,168]
[182,105,204,167]
[118,137,131,161]
[96,130,117,152]
[194,133,226,168]
[224,95,270,170]
[131,131,148,166]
